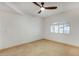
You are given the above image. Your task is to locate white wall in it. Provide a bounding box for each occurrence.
[0,11,43,49]
[44,8,79,46]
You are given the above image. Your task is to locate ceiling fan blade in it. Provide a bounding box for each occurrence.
[38,10,41,14]
[45,6,57,9]
[33,2,41,7]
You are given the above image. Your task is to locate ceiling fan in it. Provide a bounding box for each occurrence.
[33,2,57,14]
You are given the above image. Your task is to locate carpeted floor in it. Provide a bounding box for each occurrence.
[0,39,79,56]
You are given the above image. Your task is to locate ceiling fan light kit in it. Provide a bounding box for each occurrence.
[40,7,45,11]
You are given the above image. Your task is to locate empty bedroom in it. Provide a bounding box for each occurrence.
[0,2,79,56]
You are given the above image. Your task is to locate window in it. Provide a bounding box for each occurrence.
[51,22,70,34]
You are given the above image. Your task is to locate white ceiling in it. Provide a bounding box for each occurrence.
[0,2,79,18]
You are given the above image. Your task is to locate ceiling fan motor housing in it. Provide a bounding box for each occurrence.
[41,2,44,7]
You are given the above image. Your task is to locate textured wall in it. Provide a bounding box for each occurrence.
[43,8,79,46]
[0,11,43,49]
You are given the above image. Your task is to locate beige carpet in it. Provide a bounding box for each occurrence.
[0,39,79,56]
